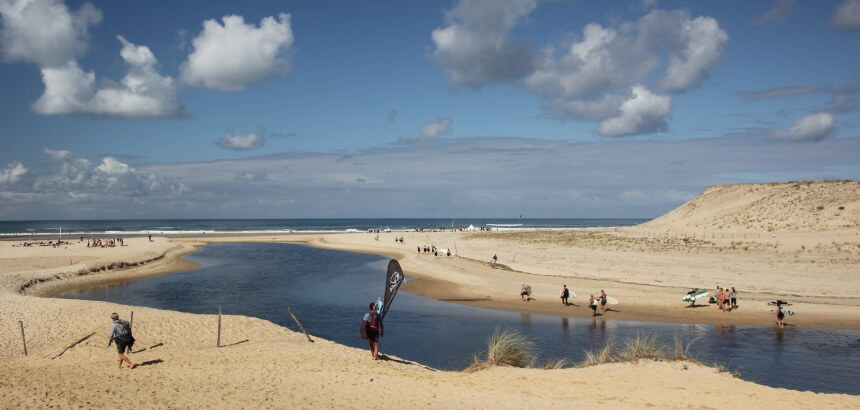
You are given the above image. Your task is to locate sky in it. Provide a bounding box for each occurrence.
[0,0,858,220]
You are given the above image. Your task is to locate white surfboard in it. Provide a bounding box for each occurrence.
[682,290,709,302]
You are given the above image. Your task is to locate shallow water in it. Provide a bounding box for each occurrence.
[59,243,860,394]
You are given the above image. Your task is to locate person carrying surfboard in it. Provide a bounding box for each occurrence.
[363,302,384,360]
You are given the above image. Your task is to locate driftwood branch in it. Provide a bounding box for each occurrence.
[52,332,95,359]
[288,307,314,343]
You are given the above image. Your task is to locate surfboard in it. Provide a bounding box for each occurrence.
[682,290,709,302]
[602,296,619,305]
[560,290,576,298]
[768,300,792,306]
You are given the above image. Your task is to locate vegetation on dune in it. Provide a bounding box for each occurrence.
[466,329,739,379]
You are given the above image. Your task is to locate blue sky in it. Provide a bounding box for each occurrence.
[0,0,858,220]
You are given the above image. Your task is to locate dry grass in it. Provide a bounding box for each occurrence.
[466,328,537,372]
[672,334,702,361]
[617,333,663,361]
[542,358,569,370]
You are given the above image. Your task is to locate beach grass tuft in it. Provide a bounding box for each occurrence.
[617,332,663,361]
[542,357,569,370]
[466,328,537,372]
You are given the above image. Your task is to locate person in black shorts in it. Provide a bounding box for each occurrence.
[363,303,384,359]
[107,313,135,369]
[589,294,597,317]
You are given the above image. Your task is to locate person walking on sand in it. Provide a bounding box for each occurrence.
[520,283,531,301]
[560,285,570,306]
[491,254,498,268]
[107,313,135,369]
[362,302,384,360]
[600,290,608,314]
[589,294,598,317]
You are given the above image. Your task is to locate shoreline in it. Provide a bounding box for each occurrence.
[13,231,860,330]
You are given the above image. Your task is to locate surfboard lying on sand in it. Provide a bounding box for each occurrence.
[683,290,709,302]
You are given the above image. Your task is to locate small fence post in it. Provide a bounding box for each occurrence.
[130,311,134,329]
[19,320,27,356]
[217,305,222,348]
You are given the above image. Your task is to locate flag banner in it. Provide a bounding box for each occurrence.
[382,259,403,318]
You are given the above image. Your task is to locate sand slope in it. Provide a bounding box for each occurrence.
[640,181,859,232]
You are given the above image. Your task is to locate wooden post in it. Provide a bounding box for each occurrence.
[288,307,314,343]
[52,332,95,359]
[19,320,27,356]
[217,304,222,348]
[130,311,134,330]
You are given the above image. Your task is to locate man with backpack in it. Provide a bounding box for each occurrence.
[107,312,136,369]
[362,302,384,360]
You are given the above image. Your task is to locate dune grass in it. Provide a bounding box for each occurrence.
[466,329,739,378]
[466,328,537,372]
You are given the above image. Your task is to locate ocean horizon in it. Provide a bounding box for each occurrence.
[0,218,648,236]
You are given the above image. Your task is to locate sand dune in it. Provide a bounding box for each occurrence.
[640,181,859,232]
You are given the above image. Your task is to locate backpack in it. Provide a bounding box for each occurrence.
[368,311,379,330]
[115,319,133,343]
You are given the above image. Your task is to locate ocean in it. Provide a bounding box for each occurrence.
[0,218,647,236]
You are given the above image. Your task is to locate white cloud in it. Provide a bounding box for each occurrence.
[3,137,859,219]
[28,149,185,197]
[0,0,101,66]
[217,131,265,150]
[832,0,860,30]
[420,117,453,140]
[0,161,27,184]
[43,148,70,160]
[598,85,672,137]
[96,156,131,175]
[756,0,796,25]
[31,36,182,118]
[653,13,729,92]
[430,0,537,88]
[770,112,837,142]
[522,9,725,136]
[181,14,294,91]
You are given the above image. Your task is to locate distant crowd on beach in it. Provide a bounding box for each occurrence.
[88,238,125,248]
[15,240,70,248]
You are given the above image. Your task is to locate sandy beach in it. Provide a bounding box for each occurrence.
[0,182,858,408]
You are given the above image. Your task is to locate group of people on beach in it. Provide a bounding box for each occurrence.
[715,286,738,311]
[521,284,610,318]
[88,238,124,248]
[417,244,451,256]
[15,240,69,247]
